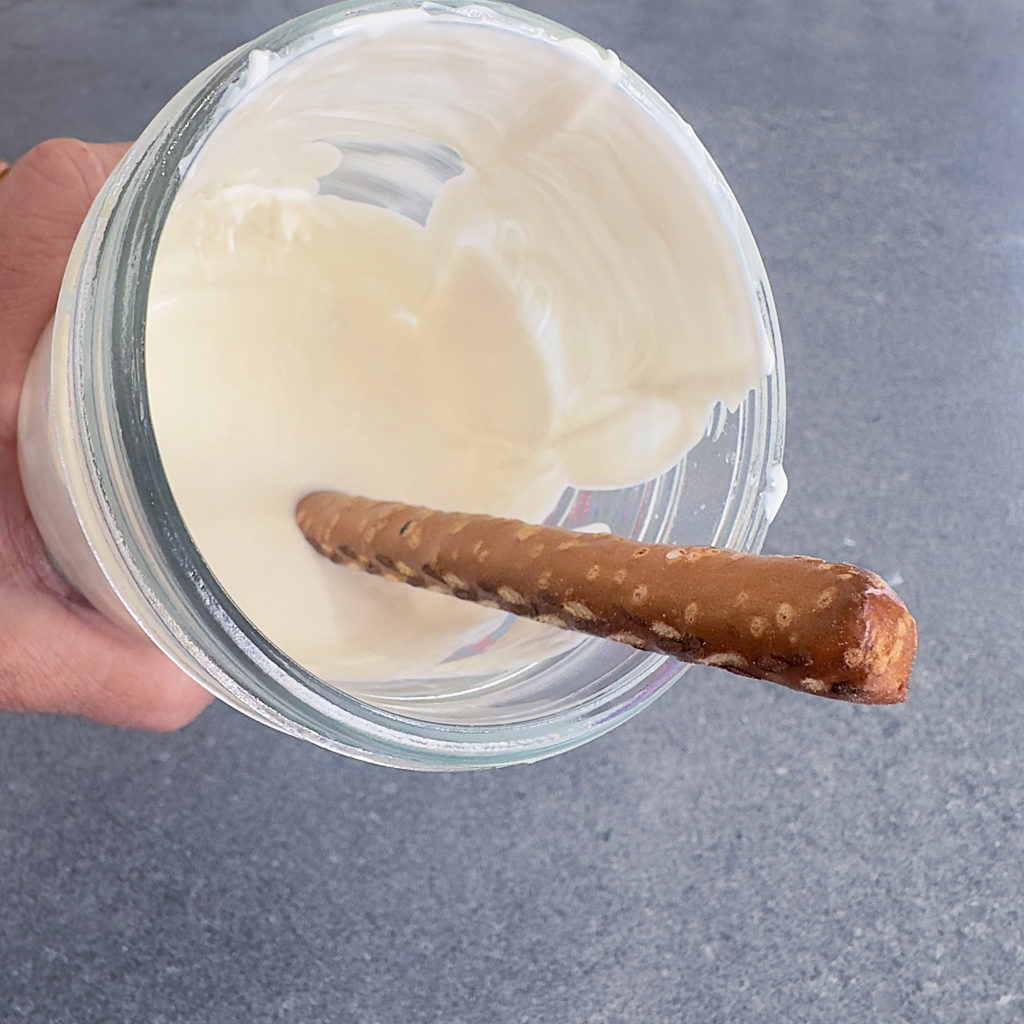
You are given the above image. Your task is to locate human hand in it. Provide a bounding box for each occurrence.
[0,139,213,729]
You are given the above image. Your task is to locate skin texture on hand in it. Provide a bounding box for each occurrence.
[0,138,212,730]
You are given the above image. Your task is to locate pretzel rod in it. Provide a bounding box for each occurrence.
[296,491,915,703]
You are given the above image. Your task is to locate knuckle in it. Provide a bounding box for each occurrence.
[14,138,108,204]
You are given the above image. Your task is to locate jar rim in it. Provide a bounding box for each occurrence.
[54,0,786,769]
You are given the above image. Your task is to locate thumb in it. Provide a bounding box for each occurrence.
[0,139,130,431]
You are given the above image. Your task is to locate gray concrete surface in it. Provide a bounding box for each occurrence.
[2,1,1022,1020]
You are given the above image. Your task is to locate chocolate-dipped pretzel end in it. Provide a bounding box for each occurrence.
[296,491,916,704]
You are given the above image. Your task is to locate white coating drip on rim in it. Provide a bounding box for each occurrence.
[763,463,789,525]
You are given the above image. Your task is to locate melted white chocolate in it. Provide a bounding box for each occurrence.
[146,10,772,683]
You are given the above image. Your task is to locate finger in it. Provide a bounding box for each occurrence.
[0,139,130,433]
[0,584,213,731]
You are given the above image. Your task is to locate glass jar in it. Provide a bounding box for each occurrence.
[16,0,785,769]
